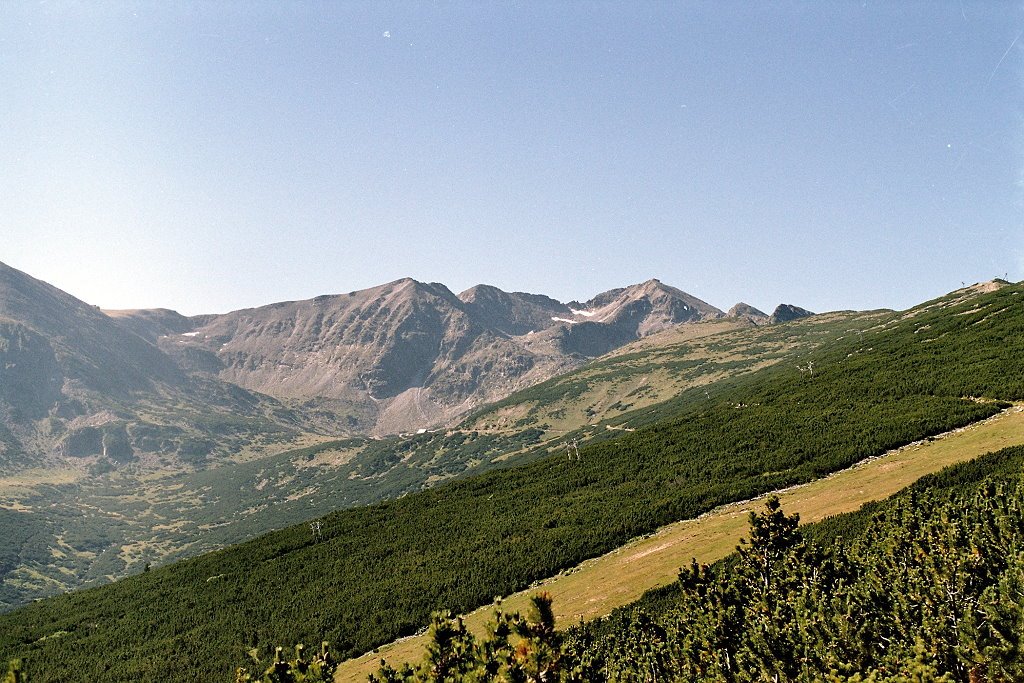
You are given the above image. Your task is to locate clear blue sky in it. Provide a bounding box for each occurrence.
[2,2,1021,315]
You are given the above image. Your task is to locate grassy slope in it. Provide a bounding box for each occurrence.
[2,284,1023,682]
[560,444,1024,682]
[463,312,887,437]
[340,402,1024,681]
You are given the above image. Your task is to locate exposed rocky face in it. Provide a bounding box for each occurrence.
[0,262,329,471]
[768,304,815,325]
[163,277,729,433]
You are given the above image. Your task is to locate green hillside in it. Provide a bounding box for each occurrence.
[372,444,1024,682]
[558,444,1024,681]
[0,426,552,611]
[462,311,888,436]
[1,283,1023,682]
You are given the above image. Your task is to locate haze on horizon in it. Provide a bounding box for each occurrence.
[2,2,1022,316]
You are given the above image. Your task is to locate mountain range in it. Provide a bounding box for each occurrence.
[0,260,812,470]
[2,274,1020,682]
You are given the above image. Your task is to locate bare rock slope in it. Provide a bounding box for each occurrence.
[0,262,329,470]
[165,278,727,434]
[769,304,814,325]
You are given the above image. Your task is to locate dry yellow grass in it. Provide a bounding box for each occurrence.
[335,404,1024,682]
[0,468,86,503]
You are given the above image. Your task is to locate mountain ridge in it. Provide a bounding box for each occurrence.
[0,261,337,472]
[140,274,794,434]
[0,260,819,459]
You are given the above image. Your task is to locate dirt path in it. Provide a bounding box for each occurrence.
[336,404,1024,682]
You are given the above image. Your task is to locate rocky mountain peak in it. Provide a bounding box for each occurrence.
[2,261,797,439]
[371,277,460,304]
[727,302,769,324]
[573,279,724,336]
[458,284,570,336]
[768,304,814,325]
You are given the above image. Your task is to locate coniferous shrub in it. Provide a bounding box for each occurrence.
[371,467,1024,682]
[234,642,335,683]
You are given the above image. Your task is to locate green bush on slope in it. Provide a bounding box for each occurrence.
[234,642,336,683]
[565,448,1024,682]
[376,447,1024,681]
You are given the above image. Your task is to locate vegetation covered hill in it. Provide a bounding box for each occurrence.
[0,282,1021,681]
[372,444,1024,682]
[559,445,1024,682]
[462,309,887,436]
[0,426,553,612]
[337,402,1024,680]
